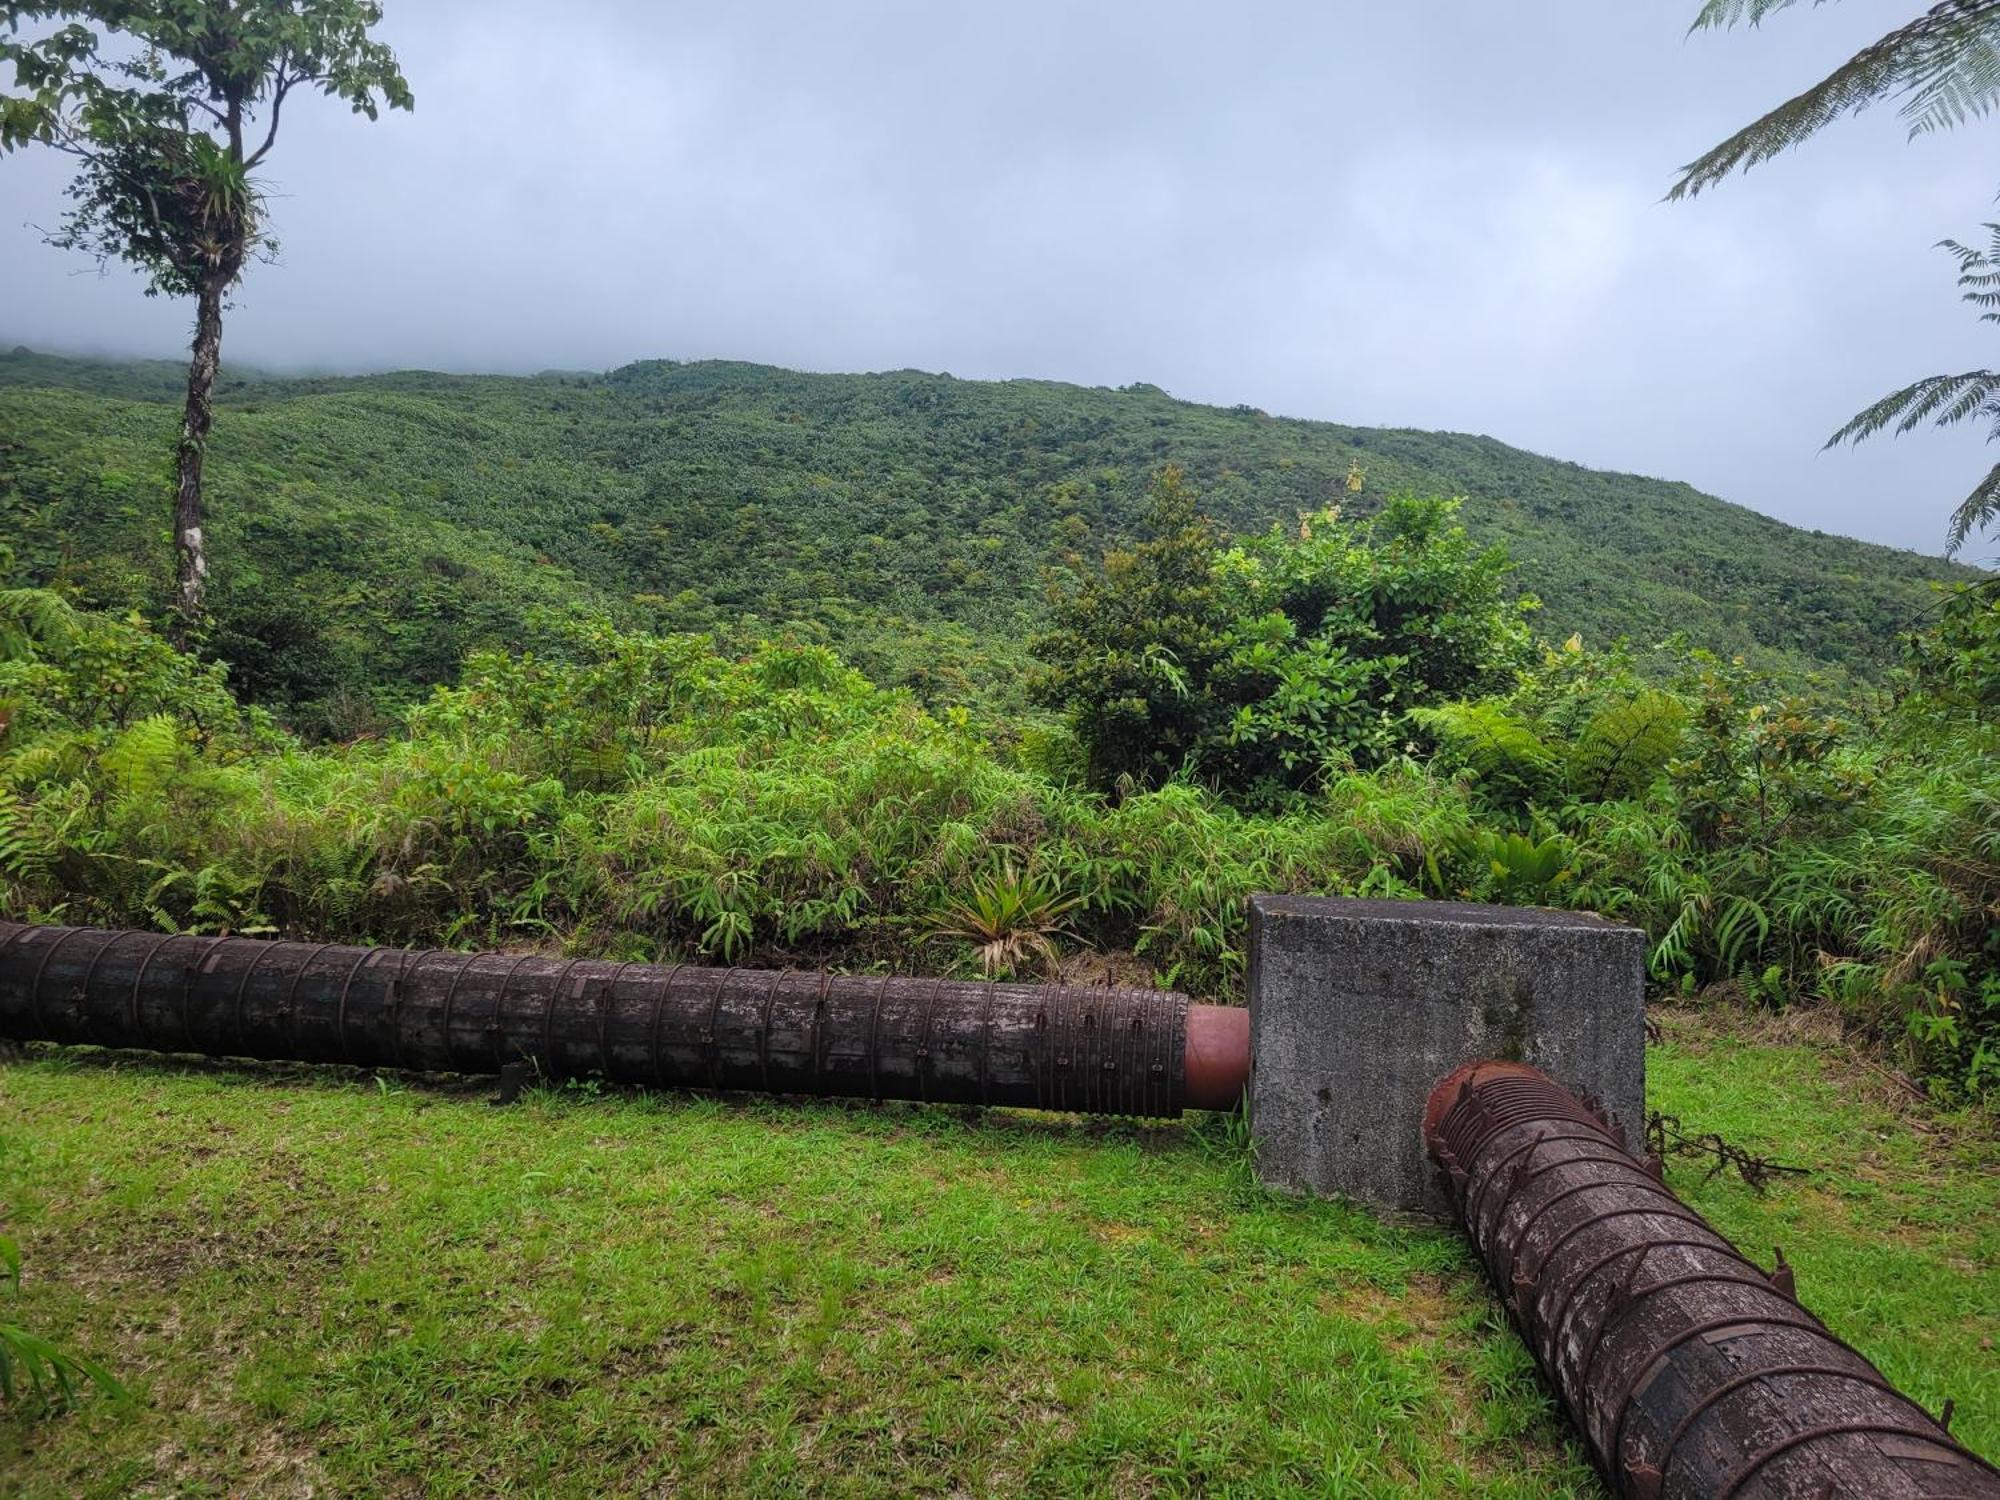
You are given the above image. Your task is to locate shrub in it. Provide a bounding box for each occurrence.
[1029,469,1533,803]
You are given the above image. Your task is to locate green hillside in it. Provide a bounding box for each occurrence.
[0,346,1976,724]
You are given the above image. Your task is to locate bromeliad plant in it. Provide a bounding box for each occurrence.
[1452,828,1576,904]
[926,858,1082,979]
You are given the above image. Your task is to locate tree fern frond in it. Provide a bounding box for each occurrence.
[1826,371,2000,446]
[100,715,185,805]
[1570,691,1688,802]
[0,786,55,888]
[1944,458,2000,553]
[1940,229,2000,272]
[1822,225,2000,550]
[1671,0,2000,199]
[1899,26,2000,133]
[0,588,80,663]
[1941,376,2000,424]
[1688,0,1812,32]
[1408,701,1554,802]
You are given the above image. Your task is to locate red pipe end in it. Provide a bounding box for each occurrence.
[1183,1003,1249,1111]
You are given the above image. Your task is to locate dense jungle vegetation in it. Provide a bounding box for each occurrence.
[2,405,1994,1094]
[0,347,1979,732]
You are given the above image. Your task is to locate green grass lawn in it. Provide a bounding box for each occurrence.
[0,1005,1992,1498]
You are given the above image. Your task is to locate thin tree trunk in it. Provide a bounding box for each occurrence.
[173,276,226,637]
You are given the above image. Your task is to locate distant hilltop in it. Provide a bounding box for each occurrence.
[0,344,1982,722]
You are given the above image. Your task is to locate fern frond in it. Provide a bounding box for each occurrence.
[1688,0,1809,29]
[99,715,186,805]
[1821,229,2000,553]
[1901,20,2000,134]
[1826,371,2000,446]
[0,786,55,889]
[1944,458,2000,554]
[1672,0,2000,199]
[1938,227,2000,274]
[0,589,80,663]
[1940,228,2000,325]
[1570,691,1688,802]
[1408,702,1554,803]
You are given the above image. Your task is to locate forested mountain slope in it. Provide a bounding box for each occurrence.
[1,346,1976,723]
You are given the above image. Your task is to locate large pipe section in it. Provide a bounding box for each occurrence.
[1426,1060,1999,1499]
[0,921,1248,1117]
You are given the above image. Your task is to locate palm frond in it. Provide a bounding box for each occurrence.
[1671,0,2000,199]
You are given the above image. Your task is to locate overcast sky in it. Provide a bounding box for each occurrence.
[5,0,1996,558]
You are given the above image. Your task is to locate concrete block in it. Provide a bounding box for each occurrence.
[1247,895,1645,1220]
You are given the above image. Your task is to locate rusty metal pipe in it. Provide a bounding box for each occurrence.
[1425,1060,1999,1498]
[0,922,1249,1118]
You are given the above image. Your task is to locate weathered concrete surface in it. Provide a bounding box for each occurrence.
[1247,895,1645,1220]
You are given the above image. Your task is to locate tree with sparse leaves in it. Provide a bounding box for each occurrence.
[0,2,411,634]
[1673,0,2000,555]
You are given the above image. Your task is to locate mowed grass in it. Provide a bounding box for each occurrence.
[0,1005,1992,1498]
[1643,1010,1998,1457]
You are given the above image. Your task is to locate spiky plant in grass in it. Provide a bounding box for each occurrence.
[926,859,1081,979]
[0,1235,124,1411]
